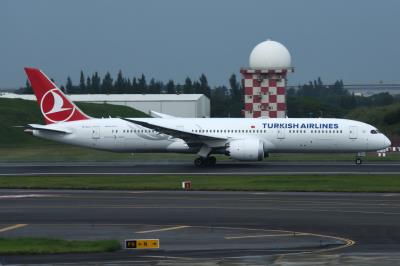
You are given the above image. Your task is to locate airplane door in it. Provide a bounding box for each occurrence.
[92,126,100,139]
[349,126,357,139]
[277,128,285,139]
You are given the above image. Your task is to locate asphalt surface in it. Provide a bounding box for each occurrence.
[0,190,399,265]
[1,161,400,175]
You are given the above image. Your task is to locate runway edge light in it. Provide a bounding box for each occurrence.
[125,239,160,249]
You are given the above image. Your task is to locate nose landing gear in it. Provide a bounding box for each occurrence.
[194,156,217,167]
[355,152,366,165]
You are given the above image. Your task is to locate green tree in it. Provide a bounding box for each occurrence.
[148,78,162,94]
[166,80,175,94]
[65,76,73,94]
[183,77,193,94]
[102,72,113,94]
[115,70,124,94]
[211,86,229,117]
[138,74,147,94]
[91,72,101,94]
[199,74,211,98]
[129,77,138,94]
[229,74,241,101]
[86,77,92,93]
[21,79,33,94]
[79,71,86,93]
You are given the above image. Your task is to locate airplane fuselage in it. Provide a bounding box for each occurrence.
[32,117,390,154]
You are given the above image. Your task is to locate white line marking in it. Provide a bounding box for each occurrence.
[2,171,400,176]
[0,224,27,233]
[225,233,308,240]
[0,194,52,199]
[136,225,190,234]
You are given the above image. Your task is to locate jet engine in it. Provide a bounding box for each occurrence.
[225,139,264,161]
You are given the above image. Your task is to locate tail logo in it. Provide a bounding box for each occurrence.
[40,88,75,123]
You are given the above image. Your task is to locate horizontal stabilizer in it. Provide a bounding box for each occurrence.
[25,124,72,134]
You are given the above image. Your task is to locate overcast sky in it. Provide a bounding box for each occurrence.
[1,0,399,89]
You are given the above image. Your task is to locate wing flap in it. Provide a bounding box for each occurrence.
[122,118,227,146]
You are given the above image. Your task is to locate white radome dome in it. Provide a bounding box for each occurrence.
[249,40,291,69]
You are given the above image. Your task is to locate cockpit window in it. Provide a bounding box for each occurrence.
[370,129,380,134]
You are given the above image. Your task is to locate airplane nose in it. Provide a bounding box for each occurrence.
[384,136,391,148]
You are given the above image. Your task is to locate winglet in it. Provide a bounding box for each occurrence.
[149,110,176,118]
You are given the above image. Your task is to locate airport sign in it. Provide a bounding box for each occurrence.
[125,239,160,249]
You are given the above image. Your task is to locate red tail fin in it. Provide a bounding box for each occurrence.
[24,67,90,124]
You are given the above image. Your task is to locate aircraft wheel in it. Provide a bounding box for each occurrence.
[355,158,362,165]
[207,156,217,166]
[194,157,205,167]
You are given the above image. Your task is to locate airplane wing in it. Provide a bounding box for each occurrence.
[122,118,227,147]
[24,124,72,134]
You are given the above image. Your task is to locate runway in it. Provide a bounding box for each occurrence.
[0,190,399,265]
[1,161,400,176]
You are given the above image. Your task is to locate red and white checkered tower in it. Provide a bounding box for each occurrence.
[241,40,294,118]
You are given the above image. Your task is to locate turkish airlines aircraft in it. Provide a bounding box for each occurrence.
[23,67,391,166]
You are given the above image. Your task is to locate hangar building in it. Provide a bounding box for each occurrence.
[0,93,210,118]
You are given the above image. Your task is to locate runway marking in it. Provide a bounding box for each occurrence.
[0,194,52,199]
[64,195,400,207]
[225,233,308,239]
[1,205,399,215]
[8,223,354,259]
[3,171,400,176]
[0,224,27,233]
[136,225,190,234]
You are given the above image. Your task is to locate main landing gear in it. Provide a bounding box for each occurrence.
[194,156,216,167]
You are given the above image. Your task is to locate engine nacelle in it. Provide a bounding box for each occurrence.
[225,139,264,161]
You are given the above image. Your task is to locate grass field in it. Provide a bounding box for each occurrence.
[0,237,120,255]
[1,175,400,192]
[0,97,147,148]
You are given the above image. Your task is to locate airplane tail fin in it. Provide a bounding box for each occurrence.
[24,67,90,124]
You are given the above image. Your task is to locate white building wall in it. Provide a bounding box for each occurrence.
[0,93,210,118]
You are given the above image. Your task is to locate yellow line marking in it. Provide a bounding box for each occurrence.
[0,224,27,233]
[136,225,189,234]
[0,222,353,257]
[225,233,308,240]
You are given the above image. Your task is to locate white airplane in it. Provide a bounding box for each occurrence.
[23,67,391,166]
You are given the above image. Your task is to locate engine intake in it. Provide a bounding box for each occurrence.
[225,139,264,161]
